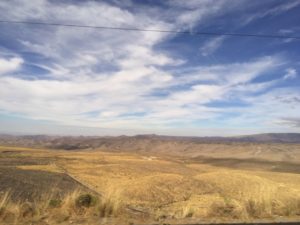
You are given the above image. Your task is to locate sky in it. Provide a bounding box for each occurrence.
[0,0,300,136]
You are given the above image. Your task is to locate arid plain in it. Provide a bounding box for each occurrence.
[0,134,300,225]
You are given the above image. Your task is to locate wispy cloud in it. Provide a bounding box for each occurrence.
[278,117,300,127]
[243,0,300,25]
[200,37,225,56]
[279,29,294,35]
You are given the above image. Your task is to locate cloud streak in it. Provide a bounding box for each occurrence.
[200,37,225,56]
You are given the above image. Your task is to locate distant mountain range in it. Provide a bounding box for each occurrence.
[223,133,300,143]
[0,133,299,150]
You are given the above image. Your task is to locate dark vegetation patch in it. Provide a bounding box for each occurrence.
[0,156,51,167]
[0,167,89,202]
[48,144,91,150]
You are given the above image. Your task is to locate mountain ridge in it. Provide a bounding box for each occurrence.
[0,133,299,151]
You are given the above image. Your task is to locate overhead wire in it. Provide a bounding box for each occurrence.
[0,20,299,40]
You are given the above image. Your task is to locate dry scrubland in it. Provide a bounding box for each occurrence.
[0,144,300,224]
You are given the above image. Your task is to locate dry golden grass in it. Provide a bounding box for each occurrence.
[17,163,63,173]
[0,189,125,224]
[1,144,300,224]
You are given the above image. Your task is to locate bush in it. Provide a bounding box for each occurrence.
[75,194,97,208]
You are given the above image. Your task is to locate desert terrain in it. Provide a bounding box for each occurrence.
[0,134,300,225]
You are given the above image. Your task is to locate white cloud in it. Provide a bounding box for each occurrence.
[0,57,23,75]
[0,54,281,130]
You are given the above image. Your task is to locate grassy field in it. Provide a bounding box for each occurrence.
[0,145,300,224]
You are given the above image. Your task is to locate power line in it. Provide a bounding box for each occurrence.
[0,20,299,40]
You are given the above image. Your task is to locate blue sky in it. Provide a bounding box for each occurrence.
[0,0,300,136]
